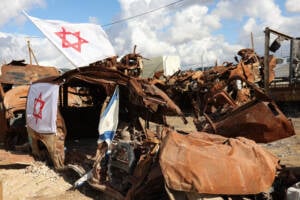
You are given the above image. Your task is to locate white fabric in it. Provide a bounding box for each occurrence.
[98,86,119,145]
[26,83,59,134]
[163,55,180,76]
[24,12,116,67]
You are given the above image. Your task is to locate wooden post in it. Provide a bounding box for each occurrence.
[27,40,32,65]
[27,39,39,65]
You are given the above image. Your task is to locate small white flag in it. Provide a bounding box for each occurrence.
[26,83,59,134]
[24,11,116,67]
[98,86,119,145]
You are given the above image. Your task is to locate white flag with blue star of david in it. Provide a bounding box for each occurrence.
[98,86,119,145]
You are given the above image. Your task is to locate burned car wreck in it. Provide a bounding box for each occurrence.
[0,60,60,149]
[23,52,283,199]
[25,61,184,199]
[152,48,295,143]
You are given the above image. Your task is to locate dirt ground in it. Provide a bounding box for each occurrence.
[0,107,300,199]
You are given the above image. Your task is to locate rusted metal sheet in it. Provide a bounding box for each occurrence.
[206,100,295,143]
[200,77,295,143]
[269,83,300,102]
[0,60,60,85]
[0,149,34,165]
[27,110,66,169]
[159,130,279,195]
[229,48,262,83]
[3,85,29,119]
[0,61,60,151]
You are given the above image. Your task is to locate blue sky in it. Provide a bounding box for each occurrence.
[0,0,300,68]
[2,0,121,36]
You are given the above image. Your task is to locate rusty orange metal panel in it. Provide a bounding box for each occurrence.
[159,130,279,195]
[269,83,300,102]
[0,149,34,165]
[0,64,60,85]
[212,101,295,143]
[3,85,29,117]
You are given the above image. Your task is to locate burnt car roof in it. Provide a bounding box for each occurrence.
[33,65,186,121]
[0,62,60,85]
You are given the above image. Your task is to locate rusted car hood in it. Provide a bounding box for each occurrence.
[159,130,279,195]
[3,85,29,118]
[210,100,295,143]
[0,62,59,85]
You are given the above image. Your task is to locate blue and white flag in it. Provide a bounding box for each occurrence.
[98,86,119,145]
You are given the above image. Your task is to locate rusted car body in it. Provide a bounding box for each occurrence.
[25,60,184,199]
[24,53,281,199]
[152,49,295,143]
[201,78,295,143]
[26,65,185,166]
[160,130,279,196]
[0,60,60,149]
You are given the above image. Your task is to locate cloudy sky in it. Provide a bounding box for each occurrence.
[0,0,300,69]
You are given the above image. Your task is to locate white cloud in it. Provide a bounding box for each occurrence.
[0,0,45,27]
[0,0,70,66]
[208,0,300,57]
[0,33,27,64]
[110,0,228,66]
[0,0,74,69]
[286,0,300,13]
[88,16,99,24]
[0,32,73,68]
[113,0,299,67]
[169,5,219,44]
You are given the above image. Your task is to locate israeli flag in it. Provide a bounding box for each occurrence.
[98,86,119,145]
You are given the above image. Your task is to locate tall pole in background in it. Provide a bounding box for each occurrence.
[264,27,270,95]
[201,53,204,71]
[251,32,254,50]
[26,39,39,65]
[27,40,32,65]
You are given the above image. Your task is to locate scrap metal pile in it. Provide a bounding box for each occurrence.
[151,48,294,143]
[0,48,297,199]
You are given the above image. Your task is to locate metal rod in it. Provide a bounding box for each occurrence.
[251,32,254,50]
[268,28,293,40]
[264,27,270,94]
[289,39,294,83]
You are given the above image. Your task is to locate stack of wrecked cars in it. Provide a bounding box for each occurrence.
[0,50,297,199]
[152,48,294,143]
